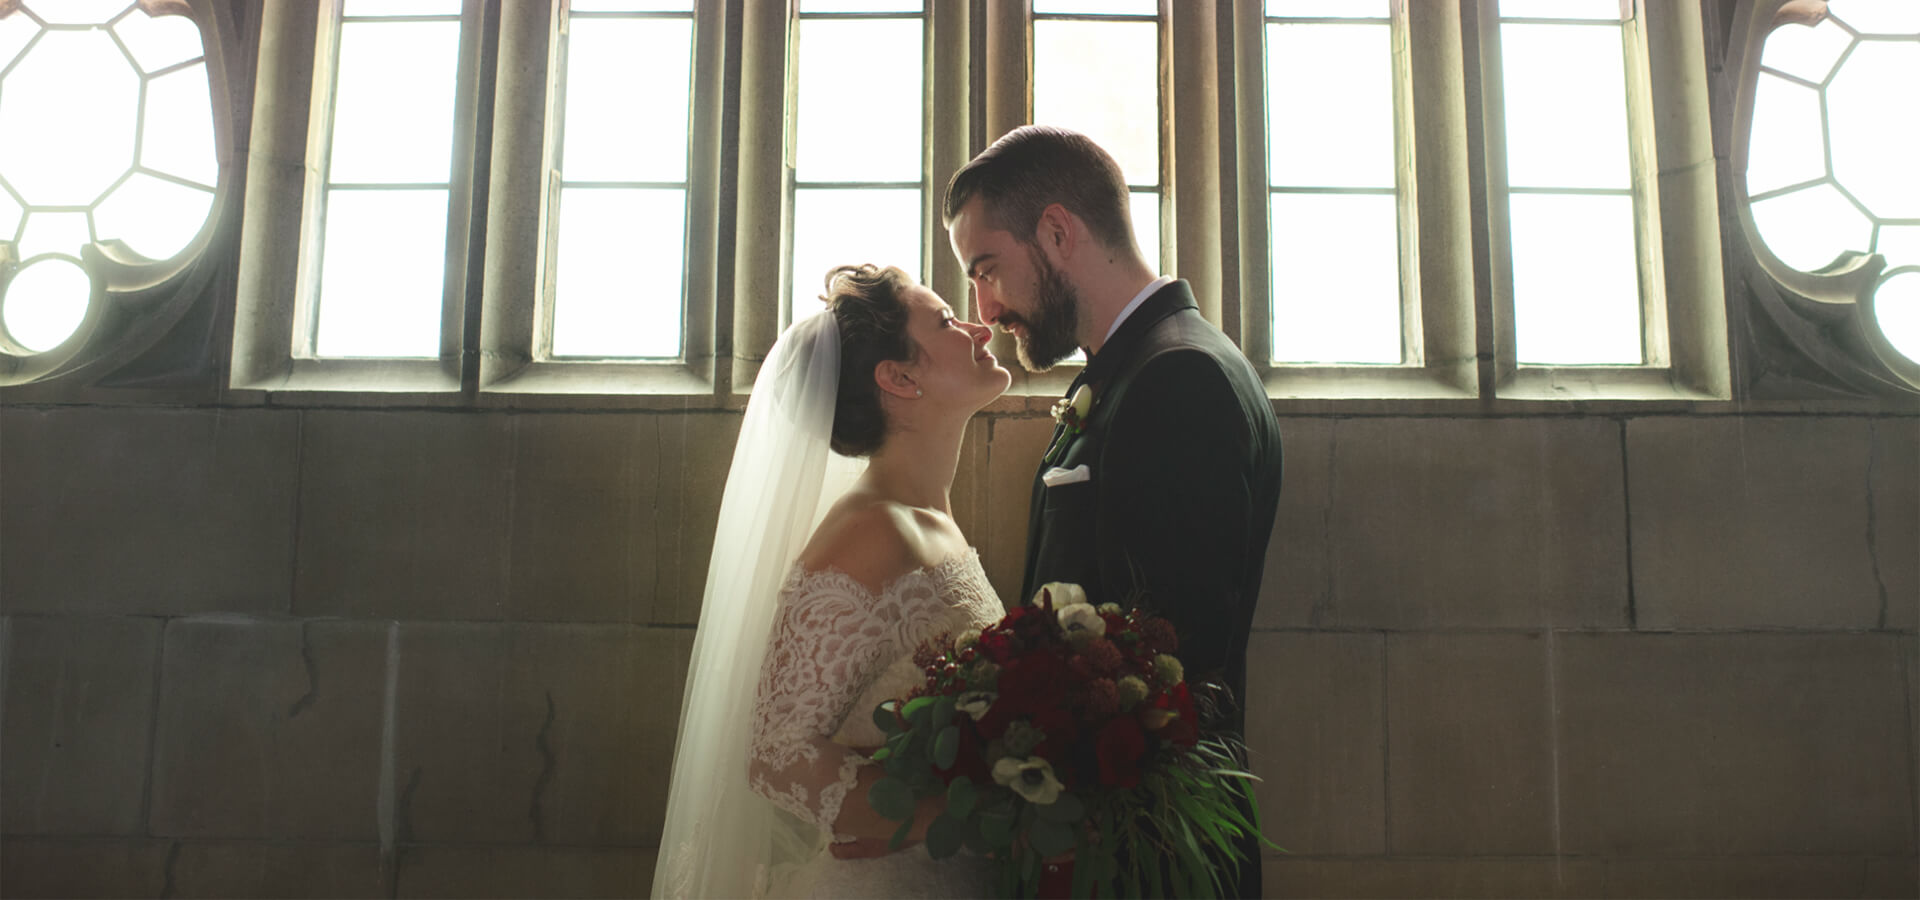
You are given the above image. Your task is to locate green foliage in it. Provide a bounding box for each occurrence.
[866,695,1272,898]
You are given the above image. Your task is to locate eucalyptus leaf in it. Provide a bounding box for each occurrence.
[872,702,899,734]
[870,746,892,762]
[933,725,960,770]
[869,776,915,822]
[902,696,935,724]
[1027,817,1075,858]
[930,695,957,727]
[1035,791,1083,823]
[925,813,966,859]
[946,776,975,819]
[888,816,913,851]
[978,811,1015,848]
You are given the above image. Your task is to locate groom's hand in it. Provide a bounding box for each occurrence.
[829,836,910,860]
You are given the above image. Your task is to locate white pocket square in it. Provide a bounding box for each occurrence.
[1042,464,1091,487]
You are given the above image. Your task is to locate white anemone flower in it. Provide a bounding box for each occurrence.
[991,756,1064,805]
[1033,581,1088,609]
[956,690,997,720]
[1057,603,1106,638]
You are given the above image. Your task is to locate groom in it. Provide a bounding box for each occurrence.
[946,125,1282,898]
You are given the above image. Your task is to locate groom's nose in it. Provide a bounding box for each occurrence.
[974,291,1005,327]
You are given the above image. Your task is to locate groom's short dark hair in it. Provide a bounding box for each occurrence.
[943,125,1136,254]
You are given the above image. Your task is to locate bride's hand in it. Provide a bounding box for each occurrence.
[829,836,912,860]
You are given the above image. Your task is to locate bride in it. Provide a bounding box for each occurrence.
[652,264,1012,898]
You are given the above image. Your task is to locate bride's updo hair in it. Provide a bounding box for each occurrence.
[821,263,918,458]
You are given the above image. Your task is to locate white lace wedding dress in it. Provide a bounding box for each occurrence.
[746,548,1004,899]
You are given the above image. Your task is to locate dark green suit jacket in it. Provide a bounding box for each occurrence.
[1020,280,1282,897]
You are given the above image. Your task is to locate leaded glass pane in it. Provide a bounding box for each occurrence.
[340,1,461,16]
[314,189,448,358]
[1747,74,1826,197]
[1034,0,1155,14]
[1266,0,1389,17]
[0,29,139,206]
[0,256,90,353]
[0,15,36,71]
[1827,41,1920,219]
[571,0,694,10]
[327,20,460,184]
[142,63,217,188]
[112,9,204,73]
[19,0,135,25]
[1758,16,1851,82]
[1751,184,1875,272]
[1033,19,1158,186]
[0,190,21,240]
[1498,0,1621,20]
[1271,193,1401,364]
[794,18,922,183]
[559,16,692,183]
[1874,270,1920,363]
[798,0,922,11]
[1509,193,1641,364]
[16,211,90,260]
[1830,0,1920,35]
[1501,23,1630,189]
[790,188,921,323]
[93,174,213,261]
[550,188,686,359]
[1877,226,1920,269]
[1266,21,1393,189]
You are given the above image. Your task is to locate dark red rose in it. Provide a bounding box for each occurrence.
[1095,716,1147,787]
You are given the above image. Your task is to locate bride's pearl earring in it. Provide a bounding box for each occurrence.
[915,388,923,397]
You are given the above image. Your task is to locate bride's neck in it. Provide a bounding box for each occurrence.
[864,416,965,514]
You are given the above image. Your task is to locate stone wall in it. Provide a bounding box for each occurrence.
[1,400,1913,898]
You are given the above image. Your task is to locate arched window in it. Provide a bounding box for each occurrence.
[1732,0,1919,394]
[0,0,232,387]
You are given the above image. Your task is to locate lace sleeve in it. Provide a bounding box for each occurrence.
[747,566,900,835]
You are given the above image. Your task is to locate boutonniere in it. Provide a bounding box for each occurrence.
[1042,385,1093,466]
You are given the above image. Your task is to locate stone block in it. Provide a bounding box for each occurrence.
[397,846,654,899]
[1628,417,1887,629]
[1871,418,1918,631]
[1557,633,1914,856]
[950,416,991,558]
[1254,418,1334,629]
[0,408,298,615]
[982,415,1054,605]
[0,838,169,899]
[1,616,160,835]
[393,624,692,845]
[507,413,658,622]
[650,413,742,625]
[1325,417,1629,629]
[1599,857,1910,898]
[294,411,514,619]
[150,620,388,839]
[169,842,386,898]
[1244,632,1384,856]
[1261,857,1598,898]
[1385,633,1557,855]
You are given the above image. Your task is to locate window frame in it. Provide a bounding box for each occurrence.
[1228,0,1727,402]
[232,0,725,403]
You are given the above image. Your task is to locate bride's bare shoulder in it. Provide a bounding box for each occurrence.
[794,492,920,593]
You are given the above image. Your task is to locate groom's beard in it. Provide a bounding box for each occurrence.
[1009,247,1081,372]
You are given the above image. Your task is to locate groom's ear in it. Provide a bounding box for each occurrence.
[1034,203,1078,261]
[873,359,920,401]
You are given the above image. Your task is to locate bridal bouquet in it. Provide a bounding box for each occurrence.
[864,583,1265,898]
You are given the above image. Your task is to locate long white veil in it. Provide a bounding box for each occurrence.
[652,311,861,899]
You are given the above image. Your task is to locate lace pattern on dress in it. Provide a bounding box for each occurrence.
[747,550,1002,836]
